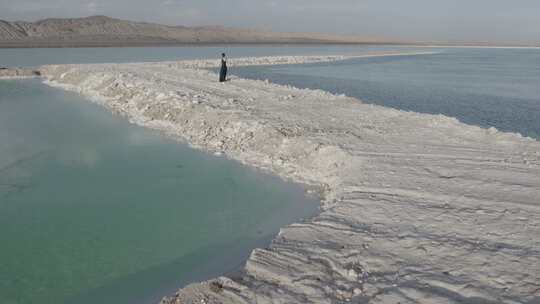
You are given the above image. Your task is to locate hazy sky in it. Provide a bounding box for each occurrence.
[1,0,539,44]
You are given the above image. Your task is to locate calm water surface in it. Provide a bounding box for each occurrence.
[0,79,319,304]
[233,48,540,139]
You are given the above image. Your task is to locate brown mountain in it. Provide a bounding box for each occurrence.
[0,15,393,48]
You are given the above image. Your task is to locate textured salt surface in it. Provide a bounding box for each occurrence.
[36,53,540,303]
[0,67,40,79]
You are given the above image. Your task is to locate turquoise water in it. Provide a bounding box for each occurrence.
[233,48,540,139]
[0,79,319,304]
[0,45,423,67]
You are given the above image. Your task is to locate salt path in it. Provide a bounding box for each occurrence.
[18,53,540,303]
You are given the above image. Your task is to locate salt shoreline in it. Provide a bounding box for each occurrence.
[0,67,41,79]
[30,53,540,303]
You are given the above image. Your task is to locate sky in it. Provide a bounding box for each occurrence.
[0,0,539,44]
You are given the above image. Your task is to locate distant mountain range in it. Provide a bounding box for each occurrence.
[0,15,395,48]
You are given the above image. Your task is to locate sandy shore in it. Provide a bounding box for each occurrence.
[33,53,540,303]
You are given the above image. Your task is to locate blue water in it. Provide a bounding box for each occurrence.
[233,48,540,139]
[0,79,319,304]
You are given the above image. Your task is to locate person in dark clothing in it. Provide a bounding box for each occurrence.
[219,53,227,82]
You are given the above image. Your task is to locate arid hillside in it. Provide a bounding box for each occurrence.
[0,15,391,47]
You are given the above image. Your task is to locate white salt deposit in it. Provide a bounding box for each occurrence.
[36,53,540,303]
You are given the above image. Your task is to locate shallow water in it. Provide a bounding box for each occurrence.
[0,80,319,304]
[233,48,540,139]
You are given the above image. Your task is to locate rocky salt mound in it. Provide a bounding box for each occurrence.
[38,54,540,303]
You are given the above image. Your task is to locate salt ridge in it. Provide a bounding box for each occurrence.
[38,53,540,304]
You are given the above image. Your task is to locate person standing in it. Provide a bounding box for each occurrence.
[219,53,227,82]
